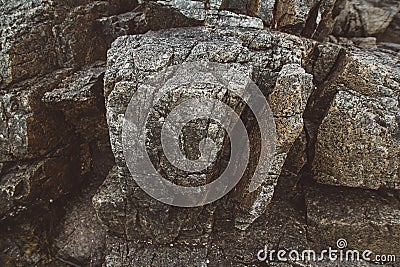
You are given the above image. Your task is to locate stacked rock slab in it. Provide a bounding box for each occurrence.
[94,26,315,243]
[102,172,310,267]
[306,183,400,258]
[312,47,400,190]
[139,0,400,40]
[0,0,142,222]
[0,0,400,265]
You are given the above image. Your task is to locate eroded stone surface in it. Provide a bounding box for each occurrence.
[312,48,400,190]
[99,27,315,240]
[0,0,138,87]
[333,0,400,38]
[1,0,400,265]
[306,183,400,257]
[102,172,309,267]
[55,186,107,266]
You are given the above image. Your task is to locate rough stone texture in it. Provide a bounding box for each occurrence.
[55,185,107,266]
[99,27,314,240]
[220,0,276,25]
[0,143,82,218]
[351,36,377,48]
[234,62,313,228]
[0,69,83,220]
[273,0,400,41]
[306,182,400,257]
[283,129,308,175]
[312,47,400,190]
[0,0,149,223]
[333,0,400,38]
[102,172,310,267]
[137,0,400,35]
[1,0,400,266]
[0,60,116,223]
[98,3,203,46]
[128,0,266,28]
[206,9,264,28]
[0,71,72,162]
[379,12,400,44]
[42,62,108,143]
[274,0,337,38]
[0,0,137,265]
[0,0,138,87]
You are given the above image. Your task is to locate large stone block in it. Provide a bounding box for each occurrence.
[97,27,315,242]
[312,48,400,190]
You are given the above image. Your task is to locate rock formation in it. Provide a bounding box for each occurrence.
[0,0,399,266]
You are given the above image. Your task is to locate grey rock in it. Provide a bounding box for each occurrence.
[55,186,107,266]
[314,90,400,190]
[333,0,400,38]
[0,142,83,219]
[153,0,209,21]
[2,0,400,265]
[235,63,313,229]
[101,172,309,267]
[220,0,249,15]
[0,0,138,88]
[312,48,400,190]
[43,62,109,143]
[93,165,215,244]
[206,9,264,28]
[0,0,134,222]
[0,0,63,86]
[274,0,317,33]
[272,0,400,41]
[0,62,113,219]
[220,0,275,25]
[306,183,400,257]
[379,42,400,54]
[98,2,203,47]
[0,68,84,218]
[274,0,340,41]
[258,0,276,25]
[99,27,315,243]
[283,129,308,175]
[351,36,377,48]
[379,11,400,44]
[136,0,265,28]
[0,84,69,161]
[104,235,209,267]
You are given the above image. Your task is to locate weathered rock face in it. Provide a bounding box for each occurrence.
[0,69,83,219]
[102,172,310,267]
[140,0,265,28]
[312,48,400,190]
[333,0,400,38]
[0,0,141,264]
[306,183,400,256]
[43,62,108,143]
[55,183,107,267]
[379,12,400,44]
[1,0,400,265]
[96,27,315,241]
[0,0,149,222]
[0,0,138,87]
[93,165,216,245]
